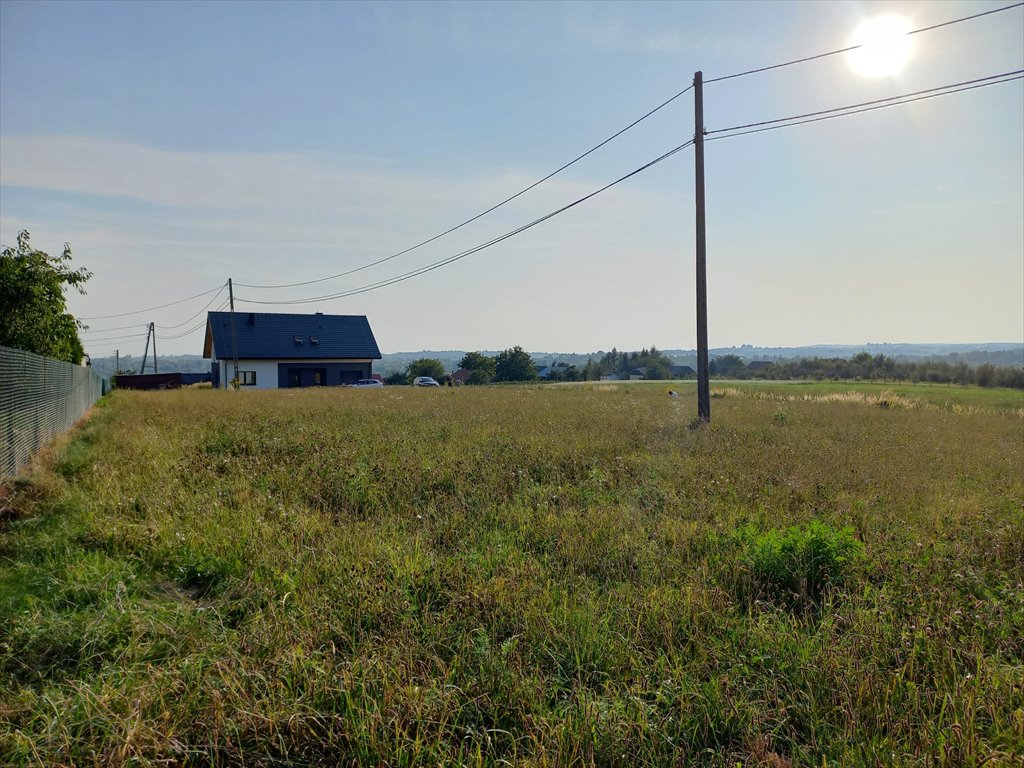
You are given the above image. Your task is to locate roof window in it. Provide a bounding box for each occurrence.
[293,335,303,345]
[309,336,320,345]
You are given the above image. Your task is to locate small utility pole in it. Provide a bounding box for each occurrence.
[151,322,158,374]
[140,324,151,374]
[115,349,119,375]
[228,278,239,390]
[694,71,711,423]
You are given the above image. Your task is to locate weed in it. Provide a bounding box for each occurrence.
[736,520,865,609]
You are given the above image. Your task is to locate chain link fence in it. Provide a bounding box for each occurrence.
[1,345,106,478]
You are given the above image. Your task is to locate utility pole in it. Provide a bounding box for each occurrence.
[694,71,711,423]
[151,322,158,374]
[140,324,151,374]
[228,278,239,390]
[115,349,119,375]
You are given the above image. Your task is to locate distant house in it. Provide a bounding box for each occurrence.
[629,367,647,380]
[599,373,622,381]
[451,368,473,385]
[747,360,773,372]
[203,311,381,389]
[671,365,695,379]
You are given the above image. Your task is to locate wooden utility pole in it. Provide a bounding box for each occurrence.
[115,349,119,375]
[694,71,711,423]
[228,278,239,390]
[151,322,158,374]
[140,324,151,374]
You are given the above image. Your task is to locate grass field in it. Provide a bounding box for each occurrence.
[1,383,1022,766]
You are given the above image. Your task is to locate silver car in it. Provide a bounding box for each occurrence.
[413,376,440,387]
[352,379,384,388]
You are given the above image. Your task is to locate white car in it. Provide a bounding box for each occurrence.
[352,379,384,388]
[413,376,440,387]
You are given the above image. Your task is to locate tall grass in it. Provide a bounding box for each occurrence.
[1,384,1022,766]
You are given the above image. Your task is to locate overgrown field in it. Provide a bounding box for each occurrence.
[2,384,1022,766]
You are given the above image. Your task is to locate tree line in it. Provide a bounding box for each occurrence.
[393,348,1022,390]
[720,352,1023,389]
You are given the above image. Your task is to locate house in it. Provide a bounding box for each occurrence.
[203,311,381,389]
[599,373,622,381]
[747,360,773,372]
[629,367,647,380]
[451,368,473,385]
[671,365,695,379]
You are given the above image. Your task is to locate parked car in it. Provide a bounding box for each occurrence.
[413,376,440,387]
[352,379,384,388]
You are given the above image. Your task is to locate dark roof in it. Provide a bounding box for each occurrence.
[203,311,381,360]
[671,365,695,374]
[747,360,773,370]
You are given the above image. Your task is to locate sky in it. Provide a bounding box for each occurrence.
[1,0,1022,357]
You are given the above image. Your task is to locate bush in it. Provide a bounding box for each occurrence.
[739,520,864,608]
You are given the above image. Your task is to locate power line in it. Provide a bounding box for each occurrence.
[79,331,150,343]
[235,86,695,291]
[79,283,226,320]
[155,284,228,329]
[705,2,1024,84]
[158,299,231,339]
[706,71,1024,142]
[236,140,695,307]
[82,284,226,334]
[708,70,1024,135]
[81,322,147,335]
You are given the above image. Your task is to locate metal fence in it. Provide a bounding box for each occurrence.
[1,345,106,478]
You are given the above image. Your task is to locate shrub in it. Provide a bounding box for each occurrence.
[740,520,864,608]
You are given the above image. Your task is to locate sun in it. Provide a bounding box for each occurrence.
[847,15,915,78]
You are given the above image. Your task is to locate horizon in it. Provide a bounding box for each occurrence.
[90,339,1024,361]
[2,1,1022,356]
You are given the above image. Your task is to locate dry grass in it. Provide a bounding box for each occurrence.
[1,384,1022,766]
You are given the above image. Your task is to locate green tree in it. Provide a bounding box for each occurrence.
[384,371,408,386]
[458,351,496,383]
[494,346,537,382]
[710,354,744,377]
[407,358,445,381]
[975,363,996,388]
[0,230,91,363]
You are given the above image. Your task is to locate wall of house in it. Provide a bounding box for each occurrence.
[216,359,281,390]
[276,361,370,388]
[214,358,373,389]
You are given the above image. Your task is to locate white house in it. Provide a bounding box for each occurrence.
[203,311,382,389]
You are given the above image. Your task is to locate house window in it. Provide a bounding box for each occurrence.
[240,371,256,386]
[313,371,323,385]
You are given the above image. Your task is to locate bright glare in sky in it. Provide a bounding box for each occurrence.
[847,15,915,77]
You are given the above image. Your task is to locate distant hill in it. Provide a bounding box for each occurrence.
[86,343,1023,380]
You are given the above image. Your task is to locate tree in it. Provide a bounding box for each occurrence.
[975,363,996,388]
[0,230,92,363]
[458,351,496,383]
[494,346,537,382]
[710,354,744,377]
[407,358,446,381]
[384,371,408,386]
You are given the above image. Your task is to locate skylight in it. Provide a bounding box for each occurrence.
[309,336,319,345]
[293,335,303,345]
